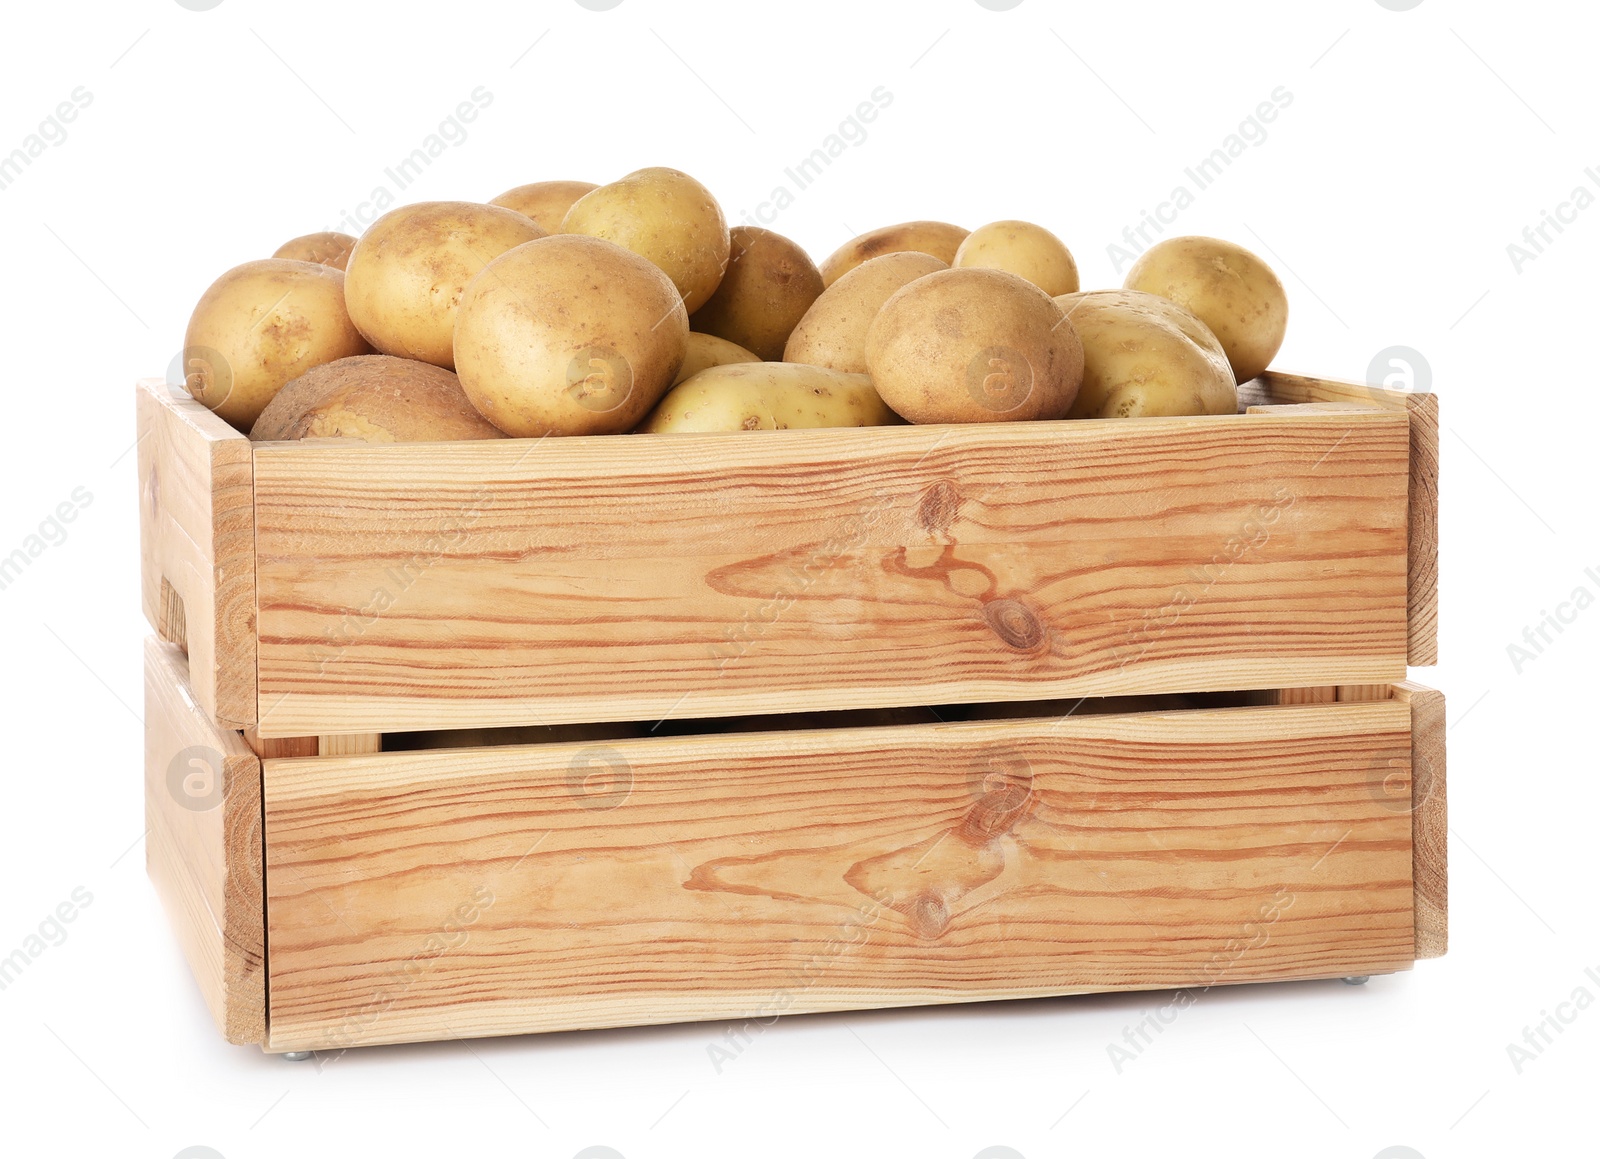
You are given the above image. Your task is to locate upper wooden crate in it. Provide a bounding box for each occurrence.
[136,372,1438,739]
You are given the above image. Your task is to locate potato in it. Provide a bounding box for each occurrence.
[865,268,1083,424]
[639,362,899,433]
[561,168,729,312]
[675,332,760,385]
[688,226,823,360]
[343,201,546,369]
[488,180,598,233]
[272,231,357,271]
[182,258,370,430]
[454,234,687,437]
[818,220,968,286]
[783,251,947,373]
[1123,236,1287,383]
[249,355,506,442]
[953,220,1079,296]
[1053,290,1236,418]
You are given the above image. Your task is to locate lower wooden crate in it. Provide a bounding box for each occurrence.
[143,639,1445,1053]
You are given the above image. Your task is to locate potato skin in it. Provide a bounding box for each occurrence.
[250,354,506,442]
[865,268,1083,424]
[343,201,546,370]
[454,234,687,437]
[689,226,823,361]
[1054,289,1237,419]
[639,362,899,433]
[954,220,1079,296]
[272,231,357,271]
[182,258,370,430]
[675,332,760,385]
[818,220,968,286]
[1124,236,1287,383]
[562,168,730,313]
[488,180,598,233]
[783,251,946,373]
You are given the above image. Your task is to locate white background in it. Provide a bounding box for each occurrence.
[0,1,1594,1156]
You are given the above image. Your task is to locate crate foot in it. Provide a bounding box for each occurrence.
[281,1050,314,1062]
[1341,975,1371,985]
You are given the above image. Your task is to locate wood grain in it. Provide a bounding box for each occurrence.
[144,638,265,1044]
[263,699,1417,1051]
[1394,680,1447,958]
[137,380,256,729]
[1249,372,1438,666]
[252,406,1410,737]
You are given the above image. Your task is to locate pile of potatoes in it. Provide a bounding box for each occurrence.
[178,167,1289,442]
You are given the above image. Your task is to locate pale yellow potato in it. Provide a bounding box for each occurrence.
[954,220,1079,296]
[249,355,505,442]
[182,258,370,430]
[783,251,947,373]
[639,362,899,433]
[343,201,546,369]
[562,168,729,312]
[454,234,687,437]
[818,220,968,286]
[689,226,823,361]
[865,268,1083,424]
[675,332,760,385]
[488,180,598,232]
[1053,289,1236,418]
[272,231,357,271]
[1123,236,1287,383]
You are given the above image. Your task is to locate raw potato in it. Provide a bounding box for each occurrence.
[249,355,506,442]
[272,231,357,271]
[489,180,599,233]
[818,220,968,286]
[675,332,760,385]
[689,226,824,361]
[865,268,1083,424]
[783,251,947,373]
[182,258,370,430]
[954,220,1079,296]
[639,362,899,433]
[1123,236,1287,383]
[562,167,729,312]
[343,201,546,369]
[454,234,688,437]
[1054,289,1237,419]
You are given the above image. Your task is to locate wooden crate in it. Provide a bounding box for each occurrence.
[136,371,1438,742]
[143,638,1445,1051]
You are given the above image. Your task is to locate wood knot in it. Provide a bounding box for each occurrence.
[917,480,960,537]
[908,891,950,939]
[983,598,1045,650]
[964,752,1034,841]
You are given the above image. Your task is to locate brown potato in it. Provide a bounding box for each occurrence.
[818,220,968,286]
[249,355,506,442]
[1123,236,1287,383]
[488,180,599,233]
[688,226,824,361]
[954,220,1079,296]
[675,332,761,385]
[182,258,370,430]
[561,168,730,312]
[271,231,357,271]
[1054,289,1236,418]
[865,268,1083,424]
[783,251,947,373]
[453,234,687,437]
[343,201,546,369]
[640,362,898,433]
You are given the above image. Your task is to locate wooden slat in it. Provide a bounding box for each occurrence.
[1249,372,1438,665]
[263,699,1416,1051]
[1394,680,1447,958]
[144,638,266,1044]
[251,406,1410,736]
[318,734,383,756]
[1276,687,1338,705]
[137,380,256,729]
